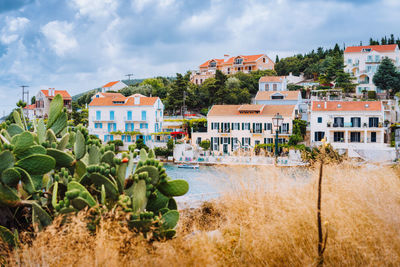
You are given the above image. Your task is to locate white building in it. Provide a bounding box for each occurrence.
[191,104,297,154]
[344,44,400,95]
[35,89,72,118]
[23,104,36,120]
[254,91,302,106]
[310,101,387,151]
[101,81,127,93]
[88,93,164,146]
[258,76,287,91]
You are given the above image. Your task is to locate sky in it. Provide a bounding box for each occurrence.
[0,0,400,113]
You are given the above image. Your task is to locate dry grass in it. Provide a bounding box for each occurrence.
[3,162,400,266]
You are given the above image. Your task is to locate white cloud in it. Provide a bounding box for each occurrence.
[71,0,118,19]
[41,20,78,56]
[0,16,30,44]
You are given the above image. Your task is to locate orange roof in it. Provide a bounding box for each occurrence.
[199,54,265,68]
[208,104,295,117]
[102,81,120,88]
[311,101,382,111]
[100,92,125,98]
[255,91,301,101]
[41,90,71,99]
[89,95,158,106]
[259,76,286,83]
[344,44,397,53]
[24,104,36,110]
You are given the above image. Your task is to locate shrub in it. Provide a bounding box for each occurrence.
[199,140,210,150]
[135,138,149,152]
[368,90,377,99]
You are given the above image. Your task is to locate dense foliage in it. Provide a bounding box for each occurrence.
[0,95,189,248]
[373,57,400,98]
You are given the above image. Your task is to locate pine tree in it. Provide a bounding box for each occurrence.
[275,55,279,63]
[373,57,400,98]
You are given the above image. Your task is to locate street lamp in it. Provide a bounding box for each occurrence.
[272,113,284,160]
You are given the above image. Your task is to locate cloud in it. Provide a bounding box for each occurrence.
[0,0,399,115]
[0,16,29,44]
[41,20,78,56]
[71,0,118,19]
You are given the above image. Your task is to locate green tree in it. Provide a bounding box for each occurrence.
[166,73,189,114]
[199,140,210,150]
[31,96,36,104]
[373,57,400,98]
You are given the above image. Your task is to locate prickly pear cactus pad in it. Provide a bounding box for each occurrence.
[0,96,189,248]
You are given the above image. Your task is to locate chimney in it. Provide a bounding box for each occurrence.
[134,95,140,105]
[48,88,52,96]
[324,101,327,109]
[224,54,230,62]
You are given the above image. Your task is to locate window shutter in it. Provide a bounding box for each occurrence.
[220,137,223,144]
[241,123,244,130]
[217,123,220,130]
[231,137,234,151]
[211,137,213,151]
[242,137,244,146]
[264,138,266,144]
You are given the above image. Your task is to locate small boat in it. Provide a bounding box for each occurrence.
[177,164,199,169]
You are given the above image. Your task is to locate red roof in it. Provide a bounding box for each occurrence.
[41,90,71,99]
[259,76,286,83]
[311,101,382,111]
[344,44,397,53]
[24,104,36,110]
[100,92,124,98]
[89,95,158,106]
[199,54,265,68]
[102,81,120,88]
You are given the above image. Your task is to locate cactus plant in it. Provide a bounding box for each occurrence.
[0,94,189,247]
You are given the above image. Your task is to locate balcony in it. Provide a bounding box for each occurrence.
[123,116,146,122]
[366,60,381,64]
[218,129,231,134]
[328,122,382,128]
[91,117,115,122]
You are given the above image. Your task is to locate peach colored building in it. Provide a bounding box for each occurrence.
[191,54,275,85]
[35,89,72,118]
[191,104,296,154]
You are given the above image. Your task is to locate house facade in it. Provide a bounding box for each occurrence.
[258,76,287,91]
[88,93,164,146]
[190,54,274,85]
[191,104,296,154]
[310,101,387,150]
[344,44,400,95]
[35,89,72,118]
[23,104,36,120]
[101,81,127,93]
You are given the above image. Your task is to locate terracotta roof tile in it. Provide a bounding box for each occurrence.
[255,91,301,101]
[259,76,286,83]
[89,95,158,106]
[344,44,397,53]
[208,104,295,117]
[41,90,71,99]
[24,104,36,110]
[311,101,382,111]
[102,81,120,88]
[199,54,265,68]
[100,92,124,98]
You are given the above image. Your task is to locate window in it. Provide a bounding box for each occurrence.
[127,135,132,142]
[232,123,240,130]
[127,111,132,121]
[94,123,102,129]
[271,95,284,99]
[350,132,361,142]
[362,48,371,52]
[209,61,216,67]
[333,117,344,127]
[235,58,243,64]
[211,122,219,130]
[96,111,101,120]
[367,55,372,62]
[347,58,352,64]
[108,123,116,132]
[369,117,379,127]
[280,123,289,133]
[317,117,322,123]
[109,111,114,120]
[140,123,148,129]
[141,111,146,120]
[227,68,230,74]
[367,66,372,72]
[125,123,134,131]
[351,117,361,127]
[264,123,272,132]
[314,131,325,142]
[375,55,380,62]
[242,123,250,130]
[254,123,262,133]
[370,132,377,142]
[264,138,273,144]
[242,137,250,146]
[221,123,230,133]
[273,84,277,91]
[265,84,269,90]
[248,66,252,71]
[196,137,201,144]
[333,132,344,142]
[263,58,266,63]
[211,137,219,151]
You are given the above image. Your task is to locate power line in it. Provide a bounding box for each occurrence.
[125,74,134,80]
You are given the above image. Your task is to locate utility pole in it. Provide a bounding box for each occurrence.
[125,74,134,80]
[182,91,187,119]
[20,85,29,103]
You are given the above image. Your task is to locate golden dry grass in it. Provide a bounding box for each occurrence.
[4,162,400,266]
